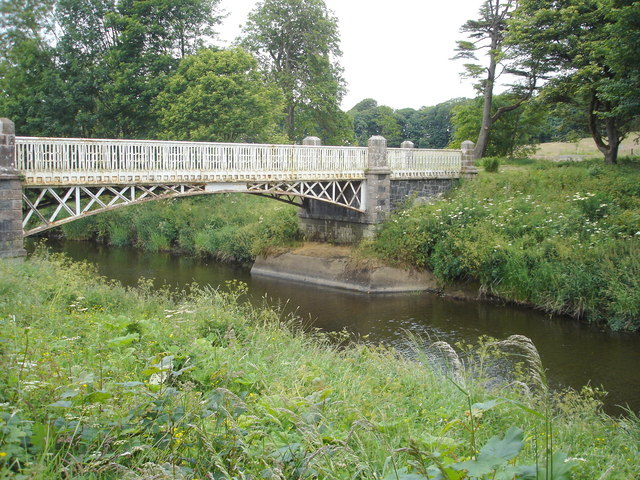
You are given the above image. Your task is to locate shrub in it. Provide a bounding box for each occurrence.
[482,156,501,172]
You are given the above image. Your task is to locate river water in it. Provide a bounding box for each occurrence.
[33,239,640,415]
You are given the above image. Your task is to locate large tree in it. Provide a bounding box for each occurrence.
[155,48,283,143]
[348,99,402,147]
[240,0,347,143]
[0,0,223,138]
[453,0,537,159]
[508,0,640,164]
[449,94,548,157]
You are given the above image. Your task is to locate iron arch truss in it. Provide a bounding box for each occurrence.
[22,180,364,236]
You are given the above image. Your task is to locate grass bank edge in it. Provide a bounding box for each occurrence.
[1,252,639,478]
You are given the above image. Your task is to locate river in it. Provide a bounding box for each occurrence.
[31,239,640,415]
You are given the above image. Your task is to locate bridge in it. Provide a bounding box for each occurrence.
[0,118,476,258]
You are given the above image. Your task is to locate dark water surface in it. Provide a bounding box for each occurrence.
[32,239,640,414]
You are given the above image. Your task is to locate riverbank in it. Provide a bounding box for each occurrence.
[1,252,639,478]
[371,157,640,331]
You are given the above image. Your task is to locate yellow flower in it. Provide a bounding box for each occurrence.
[0,452,7,457]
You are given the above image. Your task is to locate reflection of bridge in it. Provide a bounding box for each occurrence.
[0,118,476,258]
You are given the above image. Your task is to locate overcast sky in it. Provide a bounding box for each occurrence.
[216,0,485,111]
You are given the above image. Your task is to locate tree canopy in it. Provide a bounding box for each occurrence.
[155,48,283,143]
[453,0,537,159]
[240,0,348,144]
[507,0,640,164]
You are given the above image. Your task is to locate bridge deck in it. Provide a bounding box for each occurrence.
[16,137,462,186]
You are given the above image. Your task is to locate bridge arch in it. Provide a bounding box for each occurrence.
[22,180,364,236]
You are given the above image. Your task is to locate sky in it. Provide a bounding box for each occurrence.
[216,0,485,111]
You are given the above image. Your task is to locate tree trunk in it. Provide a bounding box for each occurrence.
[589,93,619,165]
[286,104,295,141]
[474,33,499,160]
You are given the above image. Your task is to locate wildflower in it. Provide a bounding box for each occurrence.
[0,452,7,457]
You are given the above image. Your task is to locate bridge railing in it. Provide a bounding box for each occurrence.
[387,147,462,178]
[16,137,369,186]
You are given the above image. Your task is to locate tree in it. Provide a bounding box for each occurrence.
[508,0,640,164]
[0,0,61,135]
[155,48,283,143]
[453,0,537,159]
[395,99,467,149]
[55,0,223,138]
[240,0,347,143]
[1,0,224,138]
[348,99,402,147]
[449,94,547,157]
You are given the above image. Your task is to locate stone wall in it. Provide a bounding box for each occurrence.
[0,118,26,258]
[390,178,459,210]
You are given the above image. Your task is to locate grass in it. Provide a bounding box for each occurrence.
[370,157,640,331]
[1,251,639,478]
[59,194,303,264]
[532,133,639,159]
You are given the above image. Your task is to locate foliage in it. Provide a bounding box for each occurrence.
[450,95,547,157]
[348,98,466,148]
[0,253,637,477]
[240,0,350,144]
[349,98,402,147]
[155,48,283,143]
[507,0,640,164]
[482,157,500,173]
[0,0,224,138]
[372,158,640,331]
[60,194,303,263]
[453,0,537,159]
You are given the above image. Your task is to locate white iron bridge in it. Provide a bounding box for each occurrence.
[16,136,463,236]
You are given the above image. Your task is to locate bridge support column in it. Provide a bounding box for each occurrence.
[298,135,392,244]
[0,118,26,259]
[461,140,478,178]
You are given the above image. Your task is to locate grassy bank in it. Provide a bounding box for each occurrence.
[371,158,640,331]
[60,194,302,264]
[1,253,639,478]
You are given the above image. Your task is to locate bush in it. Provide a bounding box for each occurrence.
[61,194,302,262]
[372,158,640,331]
[482,156,501,172]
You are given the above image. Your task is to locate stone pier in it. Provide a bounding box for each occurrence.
[298,136,393,243]
[0,118,26,258]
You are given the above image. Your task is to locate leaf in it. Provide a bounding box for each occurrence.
[478,426,524,463]
[382,467,429,480]
[85,390,113,403]
[470,399,503,412]
[48,401,73,408]
[454,427,524,475]
[107,333,139,348]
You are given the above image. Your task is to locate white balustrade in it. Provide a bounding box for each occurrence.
[387,148,462,178]
[16,137,369,186]
[16,137,463,186]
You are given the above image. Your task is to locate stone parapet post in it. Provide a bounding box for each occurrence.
[363,135,391,228]
[0,118,26,258]
[302,136,322,146]
[460,140,478,178]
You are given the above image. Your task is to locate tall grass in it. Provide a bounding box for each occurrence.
[60,194,303,264]
[0,253,638,478]
[371,158,640,331]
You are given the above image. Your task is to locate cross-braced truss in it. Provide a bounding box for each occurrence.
[22,180,364,236]
[248,180,363,211]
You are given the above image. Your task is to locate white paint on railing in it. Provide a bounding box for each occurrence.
[16,137,369,186]
[16,137,463,186]
[387,148,462,178]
